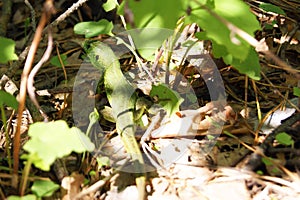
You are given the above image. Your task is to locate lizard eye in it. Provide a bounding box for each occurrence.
[95,55,99,61]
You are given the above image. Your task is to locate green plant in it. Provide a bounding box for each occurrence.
[74,19,114,38]
[50,54,68,68]
[0,37,18,64]
[120,0,261,80]
[31,180,59,199]
[0,91,19,168]
[259,3,286,15]
[18,120,94,195]
[74,0,262,80]
[8,179,59,200]
[22,120,94,171]
[293,87,300,97]
[276,132,294,146]
[150,83,184,116]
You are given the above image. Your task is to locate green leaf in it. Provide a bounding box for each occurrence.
[228,47,261,80]
[123,0,261,63]
[74,19,113,38]
[256,170,264,175]
[89,170,96,176]
[259,3,286,15]
[125,0,185,29]
[211,41,261,80]
[31,180,59,198]
[150,83,183,116]
[103,0,119,12]
[124,28,173,60]
[96,156,110,169]
[0,37,18,64]
[23,120,95,171]
[261,157,273,166]
[293,87,300,97]
[50,54,68,67]
[86,108,100,136]
[7,195,36,200]
[191,0,261,61]
[276,132,294,146]
[89,108,100,125]
[0,90,18,109]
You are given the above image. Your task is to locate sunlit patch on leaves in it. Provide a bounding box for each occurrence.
[0,37,18,64]
[122,0,185,29]
[190,0,260,60]
[74,19,113,38]
[96,156,110,169]
[103,0,119,12]
[22,120,95,171]
[191,0,261,80]
[118,0,261,79]
[118,28,173,61]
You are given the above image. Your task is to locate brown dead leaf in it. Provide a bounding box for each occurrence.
[61,172,84,200]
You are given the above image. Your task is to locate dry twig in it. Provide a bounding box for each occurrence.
[13,0,55,188]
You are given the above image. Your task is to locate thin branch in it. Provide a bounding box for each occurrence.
[12,0,55,188]
[24,0,37,31]
[27,26,54,122]
[44,0,89,32]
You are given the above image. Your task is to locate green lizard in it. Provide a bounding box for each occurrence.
[86,41,146,199]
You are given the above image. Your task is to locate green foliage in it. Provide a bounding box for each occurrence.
[123,0,184,29]
[96,156,110,169]
[50,54,68,67]
[191,0,259,58]
[191,0,261,80]
[24,18,31,37]
[293,87,300,97]
[22,120,95,171]
[0,90,18,109]
[150,83,184,116]
[276,132,294,146]
[261,157,281,174]
[121,28,173,60]
[31,180,59,198]
[256,170,264,175]
[86,108,100,136]
[261,157,273,166]
[259,3,286,15]
[0,37,18,64]
[103,0,119,12]
[220,47,261,80]
[89,108,100,125]
[73,0,262,79]
[74,19,113,38]
[119,0,261,80]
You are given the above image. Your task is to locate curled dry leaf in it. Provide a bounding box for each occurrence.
[151,102,237,138]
